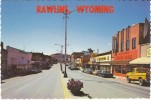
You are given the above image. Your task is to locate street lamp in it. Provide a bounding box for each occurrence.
[62,9,82,78]
[55,44,63,71]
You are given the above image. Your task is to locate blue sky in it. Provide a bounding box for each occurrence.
[2,0,150,55]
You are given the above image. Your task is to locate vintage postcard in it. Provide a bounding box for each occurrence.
[1,0,150,99]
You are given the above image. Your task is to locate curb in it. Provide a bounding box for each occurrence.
[114,76,127,82]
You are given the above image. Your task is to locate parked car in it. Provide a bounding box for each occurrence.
[126,68,150,86]
[66,62,72,66]
[84,68,93,74]
[92,70,102,75]
[70,65,79,70]
[43,66,51,70]
[98,70,113,78]
[29,67,42,74]
[80,67,84,72]
[68,66,72,69]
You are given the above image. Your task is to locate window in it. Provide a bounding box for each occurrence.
[121,30,124,41]
[112,38,115,52]
[126,40,130,50]
[126,28,130,50]
[114,39,117,52]
[126,28,130,40]
[112,37,118,53]
[121,42,124,51]
[121,30,124,52]
[132,38,136,49]
[115,66,121,73]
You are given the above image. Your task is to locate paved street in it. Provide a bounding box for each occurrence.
[66,66,150,99]
[1,63,150,99]
[1,64,64,99]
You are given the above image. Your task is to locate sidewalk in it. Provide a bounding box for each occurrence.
[114,75,127,82]
[61,73,89,99]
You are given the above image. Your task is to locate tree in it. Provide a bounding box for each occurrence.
[88,48,94,53]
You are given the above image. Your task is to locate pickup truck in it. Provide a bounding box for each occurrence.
[126,68,150,86]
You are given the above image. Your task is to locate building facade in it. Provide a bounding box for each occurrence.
[71,52,84,65]
[7,46,32,76]
[129,43,150,68]
[95,51,112,72]
[31,53,45,68]
[112,18,150,77]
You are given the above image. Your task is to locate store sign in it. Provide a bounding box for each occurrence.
[114,49,138,61]
[147,48,151,57]
[97,55,111,62]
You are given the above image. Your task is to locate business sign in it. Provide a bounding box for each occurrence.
[114,49,138,61]
[96,54,111,62]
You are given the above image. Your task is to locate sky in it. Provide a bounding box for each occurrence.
[1,0,150,55]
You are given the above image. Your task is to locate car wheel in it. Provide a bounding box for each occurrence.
[127,77,131,83]
[139,78,144,86]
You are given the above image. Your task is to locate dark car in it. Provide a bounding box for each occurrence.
[98,70,113,78]
[29,67,42,74]
[70,65,79,70]
[84,68,93,74]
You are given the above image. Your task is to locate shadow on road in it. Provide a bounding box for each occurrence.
[130,82,150,87]
[71,91,92,98]
[1,81,5,84]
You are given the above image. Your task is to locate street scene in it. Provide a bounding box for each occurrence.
[1,64,150,99]
[1,0,150,99]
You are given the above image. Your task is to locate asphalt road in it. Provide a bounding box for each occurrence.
[66,66,150,99]
[1,63,150,99]
[1,64,64,99]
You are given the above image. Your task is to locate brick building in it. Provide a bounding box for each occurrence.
[7,46,32,76]
[71,52,84,64]
[112,18,150,77]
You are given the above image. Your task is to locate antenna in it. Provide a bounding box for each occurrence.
[97,49,99,54]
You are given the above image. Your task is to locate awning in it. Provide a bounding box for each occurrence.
[99,63,110,66]
[111,60,130,65]
[129,57,150,64]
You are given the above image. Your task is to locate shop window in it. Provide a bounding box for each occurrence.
[122,68,128,74]
[137,68,149,73]
[132,38,136,49]
[122,67,133,74]
[115,66,121,73]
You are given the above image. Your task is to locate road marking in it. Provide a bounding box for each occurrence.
[17,77,42,92]
[61,78,70,99]
[17,84,30,91]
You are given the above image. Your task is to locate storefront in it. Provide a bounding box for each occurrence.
[129,43,150,70]
[112,18,150,77]
[111,61,132,77]
[112,50,139,77]
[96,51,112,73]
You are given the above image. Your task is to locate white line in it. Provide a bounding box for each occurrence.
[17,84,30,91]
[17,77,42,91]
